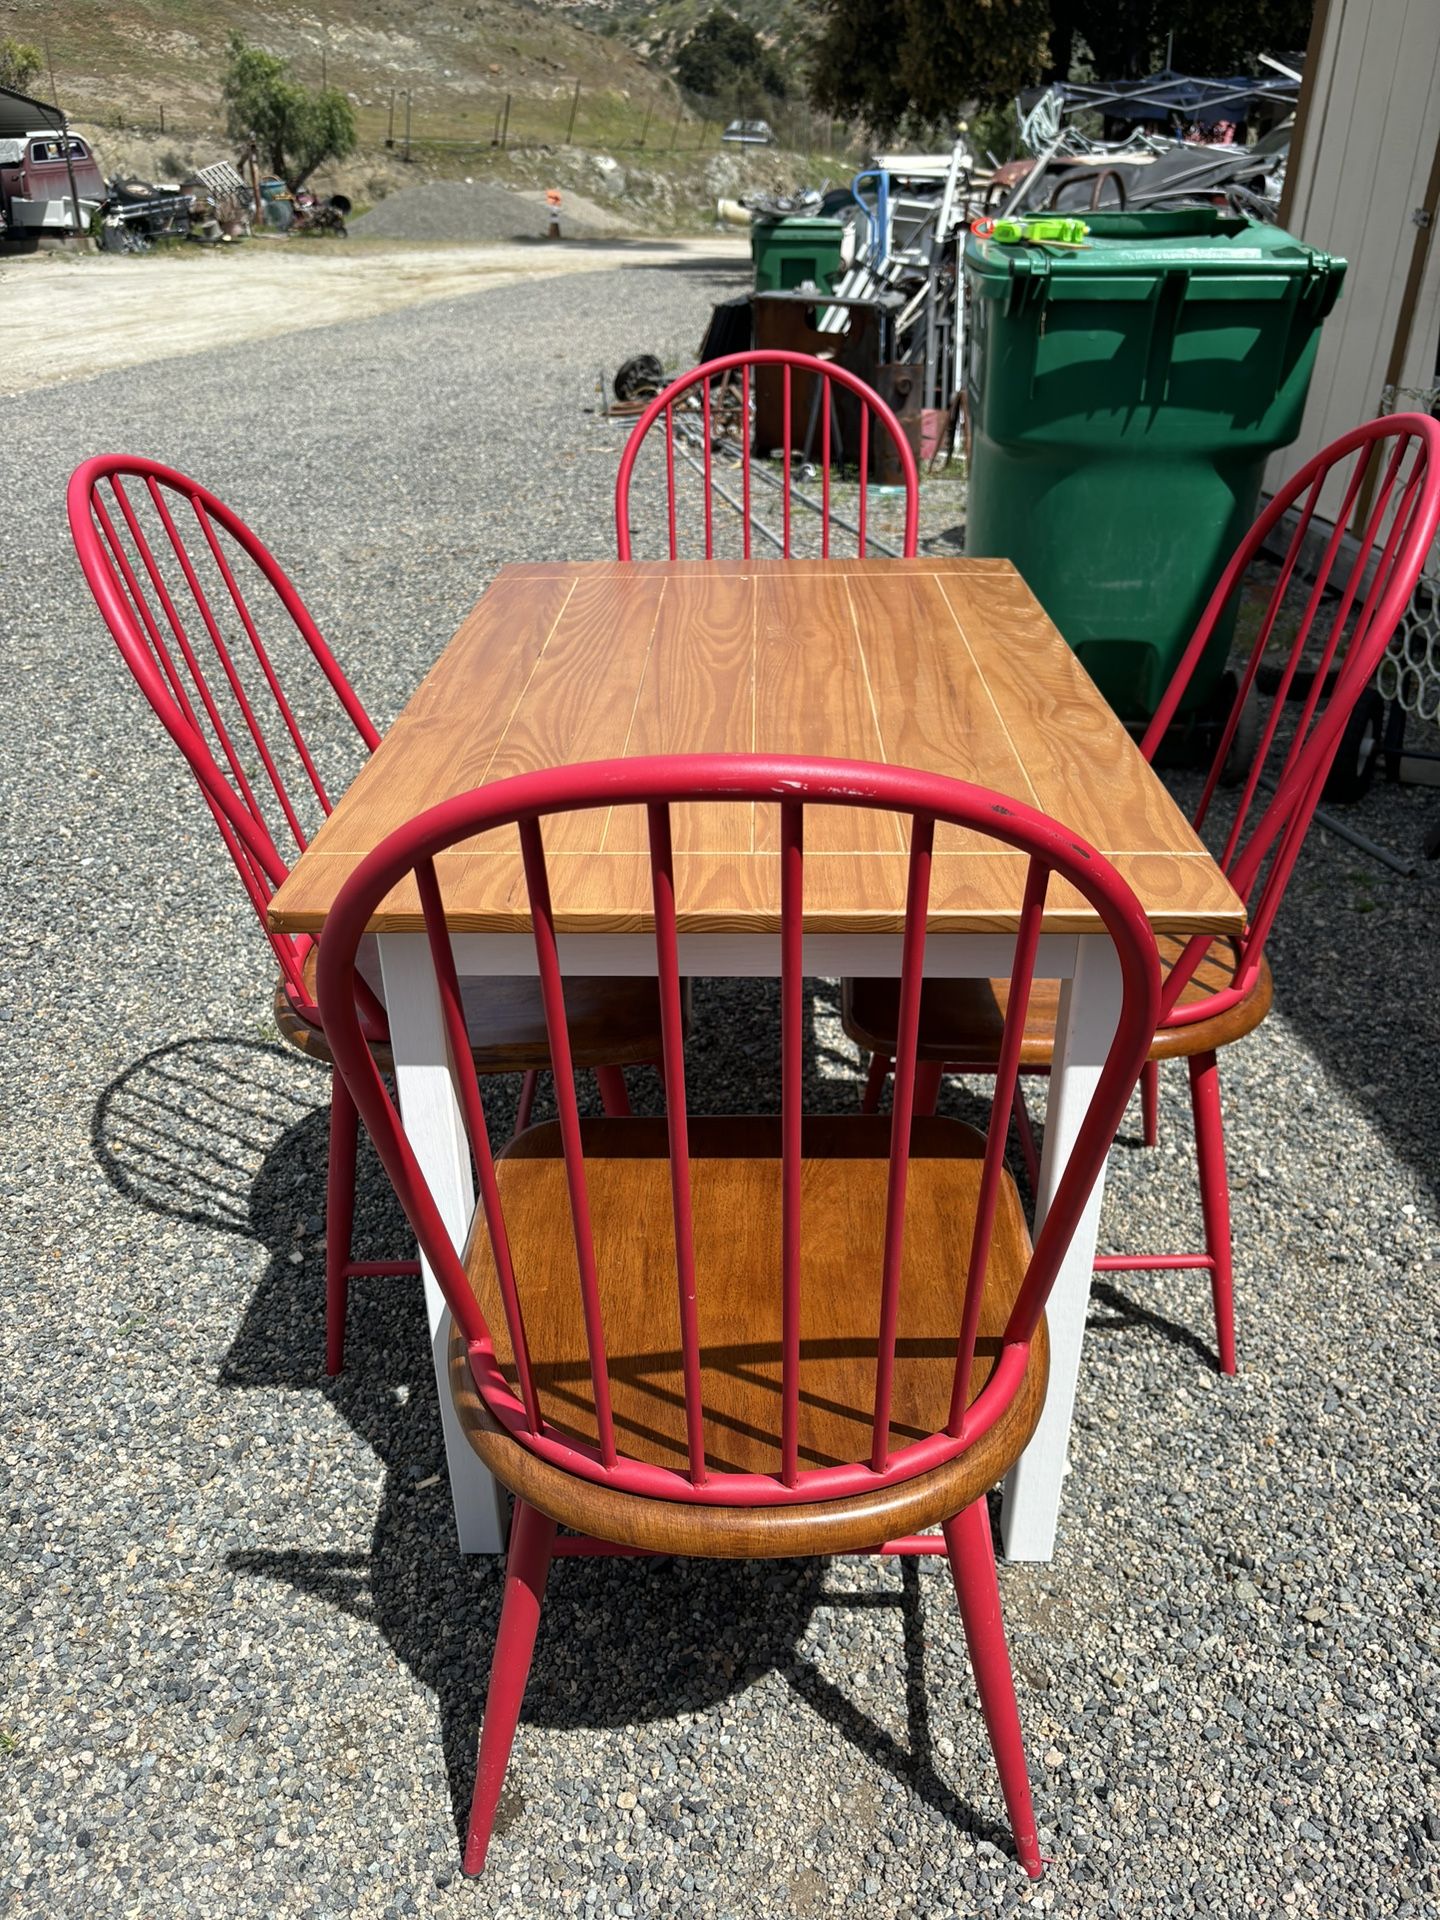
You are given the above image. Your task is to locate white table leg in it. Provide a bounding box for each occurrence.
[377,933,509,1556]
[1000,935,1122,1563]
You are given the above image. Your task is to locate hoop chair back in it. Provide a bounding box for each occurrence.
[67,454,381,1024]
[1141,413,1440,1025]
[318,754,1159,1510]
[614,350,921,562]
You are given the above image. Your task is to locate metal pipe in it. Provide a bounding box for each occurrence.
[1256,770,1418,876]
[1002,137,1060,217]
[923,279,938,407]
[58,115,84,239]
[1310,802,1417,875]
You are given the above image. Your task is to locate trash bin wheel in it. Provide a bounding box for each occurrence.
[1321,685,1384,805]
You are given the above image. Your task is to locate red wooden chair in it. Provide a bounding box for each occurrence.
[615,349,920,560]
[66,454,673,1373]
[316,752,1161,1881]
[843,413,1440,1373]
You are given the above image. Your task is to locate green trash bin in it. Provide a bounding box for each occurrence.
[964,210,1346,721]
[751,216,845,295]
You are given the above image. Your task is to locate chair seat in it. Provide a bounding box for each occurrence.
[449,1114,1048,1558]
[842,937,1273,1070]
[274,945,676,1073]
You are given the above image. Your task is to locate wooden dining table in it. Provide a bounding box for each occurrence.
[268,556,1244,1562]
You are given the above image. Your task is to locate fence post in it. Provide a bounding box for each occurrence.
[387,87,396,148]
[247,133,263,229]
[697,118,709,149]
[500,92,511,149]
[670,105,683,149]
[566,80,581,145]
[404,89,412,162]
[638,100,653,148]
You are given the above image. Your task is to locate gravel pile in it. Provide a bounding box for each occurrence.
[350,181,617,245]
[2,257,1439,1919]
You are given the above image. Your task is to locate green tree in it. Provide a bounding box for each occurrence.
[810,0,1050,133]
[222,33,357,191]
[810,0,1313,135]
[676,10,789,102]
[1049,0,1312,81]
[0,35,44,93]
[1168,0,1314,72]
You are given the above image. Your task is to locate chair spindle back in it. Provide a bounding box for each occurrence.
[68,454,381,1017]
[615,351,921,562]
[1141,414,1440,1020]
[318,755,1160,1508]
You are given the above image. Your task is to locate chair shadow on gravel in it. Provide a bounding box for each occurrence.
[1086,1279,1218,1367]
[90,1026,1016,1859]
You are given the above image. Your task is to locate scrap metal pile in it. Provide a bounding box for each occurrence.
[991,71,1299,221]
[706,141,982,477]
[706,69,1305,480]
[0,86,348,249]
[99,163,351,251]
[650,65,1304,485]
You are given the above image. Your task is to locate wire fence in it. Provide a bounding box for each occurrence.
[71,88,857,165]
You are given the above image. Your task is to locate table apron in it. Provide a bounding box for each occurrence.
[442,930,1083,980]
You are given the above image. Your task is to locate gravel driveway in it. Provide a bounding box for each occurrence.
[0,237,746,398]
[2,258,1438,1920]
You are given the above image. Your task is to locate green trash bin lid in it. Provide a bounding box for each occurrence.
[751,216,845,234]
[966,208,1345,315]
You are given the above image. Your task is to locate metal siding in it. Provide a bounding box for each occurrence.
[1269,0,1440,524]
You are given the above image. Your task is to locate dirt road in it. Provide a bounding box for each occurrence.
[0,235,747,397]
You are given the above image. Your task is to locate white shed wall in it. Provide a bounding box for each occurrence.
[1271,0,1440,520]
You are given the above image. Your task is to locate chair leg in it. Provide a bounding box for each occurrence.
[1188,1050,1237,1376]
[325,1068,359,1378]
[943,1499,1043,1880]
[463,1500,558,1877]
[914,1060,943,1116]
[1140,1060,1159,1148]
[594,1065,632,1117]
[514,1069,539,1136]
[861,1051,890,1114]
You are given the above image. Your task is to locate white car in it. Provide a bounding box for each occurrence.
[721,119,776,147]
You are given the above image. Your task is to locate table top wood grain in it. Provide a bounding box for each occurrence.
[267,559,1245,939]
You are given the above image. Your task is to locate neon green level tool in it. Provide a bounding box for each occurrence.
[971,215,1089,247]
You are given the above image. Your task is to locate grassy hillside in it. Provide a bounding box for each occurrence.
[18,0,691,151]
[18,0,852,232]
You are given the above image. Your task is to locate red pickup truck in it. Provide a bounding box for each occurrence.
[0,105,105,240]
